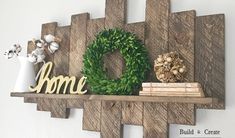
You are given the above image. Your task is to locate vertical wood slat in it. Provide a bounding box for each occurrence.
[122,102,143,125]
[143,102,168,138]
[41,22,58,62]
[105,0,127,29]
[101,101,123,138]
[195,14,225,109]
[104,0,127,79]
[69,13,89,78]
[169,10,196,82]
[54,26,71,76]
[87,18,105,44]
[168,103,195,125]
[83,100,101,131]
[168,10,196,124]
[125,22,145,42]
[145,0,170,81]
[49,99,69,118]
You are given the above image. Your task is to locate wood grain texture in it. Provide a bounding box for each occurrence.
[67,99,84,108]
[143,102,168,138]
[125,22,145,42]
[105,0,126,29]
[104,0,127,79]
[103,50,125,79]
[87,18,105,44]
[83,100,101,131]
[37,98,51,111]
[41,22,58,62]
[24,97,37,103]
[69,13,89,78]
[145,0,170,81]
[168,103,195,125]
[195,14,225,109]
[169,10,196,82]
[54,26,71,76]
[49,99,69,118]
[122,102,143,125]
[11,92,216,104]
[101,101,123,138]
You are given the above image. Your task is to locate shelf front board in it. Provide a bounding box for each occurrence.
[11,92,216,104]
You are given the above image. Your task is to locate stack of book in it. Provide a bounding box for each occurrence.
[139,83,205,97]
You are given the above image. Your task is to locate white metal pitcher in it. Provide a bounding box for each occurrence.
[14,56,36,92]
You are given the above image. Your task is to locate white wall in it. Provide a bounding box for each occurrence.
[0,0,234,137]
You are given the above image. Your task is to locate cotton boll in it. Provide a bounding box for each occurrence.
[48,42,59,53]
[27,54,37,63]
[36,54,46,63]
[44,34,55,43]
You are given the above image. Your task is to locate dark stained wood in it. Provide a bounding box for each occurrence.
[122,102,143,125]
[145,0,170,81]
[11,92,217,104]
[195,14,225,109]
[125,22,145,42]
[83,100,101,131]
[54,26,71,76]
[169,10,196,82]
[87,18,105,44]
[105,0,126,29]
[69,13,89,78]
[41,22,58,62]
[143,102,168,138]
[101,101,123,138]
[168,103,195,125]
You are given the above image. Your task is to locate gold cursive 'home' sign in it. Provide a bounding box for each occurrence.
[29,62,87,94]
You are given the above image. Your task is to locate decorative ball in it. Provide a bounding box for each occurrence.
[154,51,187,83]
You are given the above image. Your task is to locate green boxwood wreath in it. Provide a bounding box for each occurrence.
[82,28,150,95]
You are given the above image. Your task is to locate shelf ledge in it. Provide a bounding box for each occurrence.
[11,92,217,104]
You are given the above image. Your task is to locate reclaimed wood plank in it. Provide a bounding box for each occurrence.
[143,102,168,138]
[69,13,89,78]
[67,99,84,108]
[83,100,101,131]
[104,0,127,79]
[24,97,37,103]
[41,22,58,62]
[195,14,225,109]
[54,26,70,76]
[101,101,122,138]
[105,0,126,29]
[125,22,145,42]
[169,10,196,82]
[87,18,105,44]
[168,103,195,125]
[11,92,217,104]
[145,0,170,81]
[49,99,69,118]
[122,102,143,125]
[37,98,51,111]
